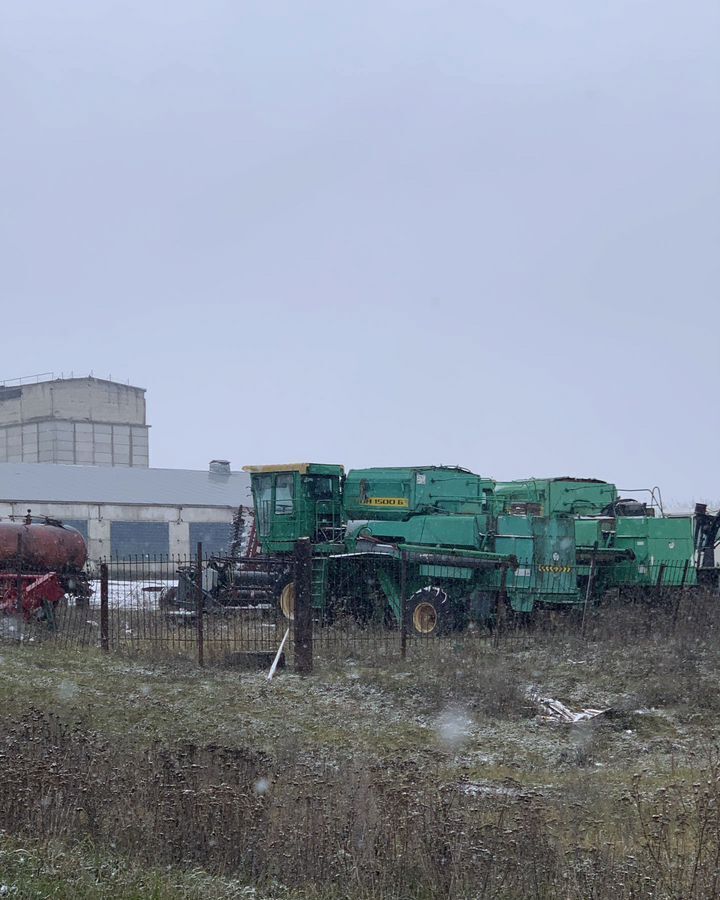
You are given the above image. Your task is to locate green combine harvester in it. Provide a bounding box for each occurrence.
[245,463,579,633]
[495,477,699,591]
[240,464,713,635]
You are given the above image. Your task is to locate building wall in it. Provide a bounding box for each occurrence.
[0,377,149,467]
[0,421,149,466]
[0,500,242,559]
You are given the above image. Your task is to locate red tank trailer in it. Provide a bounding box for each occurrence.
[0,521,87,570]
[0,518,90,622]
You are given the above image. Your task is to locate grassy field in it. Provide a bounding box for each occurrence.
[1,593,720,898]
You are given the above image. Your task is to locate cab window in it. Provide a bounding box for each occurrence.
[275,473,295,515]
[307,476,333,501]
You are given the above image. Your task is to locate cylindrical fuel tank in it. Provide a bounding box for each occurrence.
[0,521,87,570]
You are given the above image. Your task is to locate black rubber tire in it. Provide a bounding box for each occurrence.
[404,586,451,637]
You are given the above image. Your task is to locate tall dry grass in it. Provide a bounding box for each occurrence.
[1,706,720,898]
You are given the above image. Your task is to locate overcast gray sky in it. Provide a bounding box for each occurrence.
[1,1,718,507]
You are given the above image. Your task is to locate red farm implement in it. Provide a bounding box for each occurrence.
[0,571,66,622]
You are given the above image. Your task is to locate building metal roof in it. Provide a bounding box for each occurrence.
[0,462,251,508]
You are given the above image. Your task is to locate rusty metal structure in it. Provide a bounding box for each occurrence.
[0,515,90,624]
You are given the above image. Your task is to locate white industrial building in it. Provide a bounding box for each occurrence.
[0,375,149,467]
[0,374,253,559]
[0,460,251,559]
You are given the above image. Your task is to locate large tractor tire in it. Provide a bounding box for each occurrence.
[274,575,296,621]
[273,572,334,625]
[404,586,453,637]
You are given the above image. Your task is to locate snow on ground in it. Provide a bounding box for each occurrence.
[84,580,176,610]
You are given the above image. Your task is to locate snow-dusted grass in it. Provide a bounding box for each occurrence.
[2,595,720,898]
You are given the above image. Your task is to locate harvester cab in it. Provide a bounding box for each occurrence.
[242,464,345,553]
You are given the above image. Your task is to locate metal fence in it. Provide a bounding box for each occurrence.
[0,546,289,666]
[0,544,716,671]
[102,551,292,664]
[305,547,714,665]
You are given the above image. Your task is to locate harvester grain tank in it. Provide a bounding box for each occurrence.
[494,477,617,517]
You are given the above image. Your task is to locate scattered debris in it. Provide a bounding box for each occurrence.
[462,780,523,798]
[535,696,610,725]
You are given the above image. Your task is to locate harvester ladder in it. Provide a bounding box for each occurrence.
[311,557,328,609]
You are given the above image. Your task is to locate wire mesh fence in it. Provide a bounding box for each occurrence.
[0,547,716,669]
[95,553,292,664]
[0,550,292,665]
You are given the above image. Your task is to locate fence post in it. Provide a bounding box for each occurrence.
[293,538,313,675]
[400,551,408,660]
[656,563,666,604]
[581,543,598,637]
[672,559,690,629]
[100,562,109,651]
[196,542,204,667]
[15,533,23,615]
[493,566,509,649]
